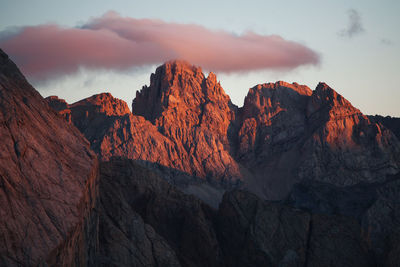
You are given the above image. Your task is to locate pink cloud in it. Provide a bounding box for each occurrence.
[0,11,319,81]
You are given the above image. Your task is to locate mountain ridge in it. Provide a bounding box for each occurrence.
[46,60,400,202]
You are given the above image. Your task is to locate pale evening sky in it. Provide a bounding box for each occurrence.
[0,0,399,116]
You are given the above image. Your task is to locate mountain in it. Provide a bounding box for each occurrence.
[369,115,400,140]
[2,49,400,266]
[132,61,241,183]
[48,61,400,201]
[0,49,97,266]
[238,81,400,198]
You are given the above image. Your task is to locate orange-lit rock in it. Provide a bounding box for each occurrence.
[49,62,400,201]
[132,61,240,183]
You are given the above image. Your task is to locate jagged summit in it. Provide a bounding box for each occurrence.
[0,48,27,82]
[45,95,69,111]
[307,82,362,122]
[311,82,359,111]
[159,59,204,73]
[132,60,232,124]
[250,81,312,96]
[70,92,131,117]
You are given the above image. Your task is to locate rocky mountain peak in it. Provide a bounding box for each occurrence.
[254,81,312,96]
[241,81,312,125]
[307,82,360,118]
[45,95,69,111]
[132,60,231,123]
[0,49,27,82]
[70,92,131,117]
[130,61,240,182]
[161,59,204,77]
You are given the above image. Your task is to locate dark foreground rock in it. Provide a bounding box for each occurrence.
[369,115,400,140]
[48,158,375,267]
[47,159,182,267]
[218,190,373,267]
[287,173,400,266]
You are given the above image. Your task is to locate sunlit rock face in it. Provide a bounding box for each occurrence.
[48,61,400,201]
[299,82,400,185]
[132,60,241,183]
[0,48,98,266]
[236,81,400,199]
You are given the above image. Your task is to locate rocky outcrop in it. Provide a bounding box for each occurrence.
[218,190,310,266]
[217,190,373,267]
[238,81,400,199]
[361,174,400,265]
[0,48,97,266]
[236,81,314,198]
[45,92,225,207]
[286,172,400,266]
[45,93,179,169]
[47,158,225,267]
[299,83,400,186]
[132,60,241,183]
[99,159,222,267]
[369,115,400,140]
[49,158,376,267]
[47,158,182,267]
[46,95,69,111]
[45,95,72,123]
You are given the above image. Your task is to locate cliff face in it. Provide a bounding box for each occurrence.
[239,81,400,198]
[132,61,241,183]
[0,49,98,266]
[300,83,399,186]
[368,114,400,140]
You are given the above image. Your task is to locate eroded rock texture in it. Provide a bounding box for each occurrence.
[0,49,97,266]
[132,61,240,183]
[49,158,375,267]
[47,159,182,267]
[369,115,400,140]
[218,190,373,267]
[238,81,400,199]
[287,173,400,266]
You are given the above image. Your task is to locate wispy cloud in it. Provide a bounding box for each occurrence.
[0,11,320,82]
[338,9,365,39]
[380,38,394,46]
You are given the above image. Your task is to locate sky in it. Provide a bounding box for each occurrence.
[0,0,399,116]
